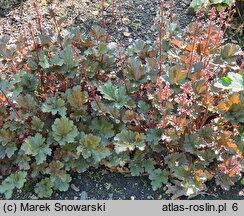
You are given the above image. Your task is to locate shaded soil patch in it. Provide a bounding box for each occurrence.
[1,167,244,200]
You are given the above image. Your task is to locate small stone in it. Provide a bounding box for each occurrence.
[100,169,109,175]
[91,11,99,16]
[105,183,112,190]
[122,17,130,25]
[108,193,113,200]
[239,191,244,196]
[71,184,80,192]
[130,196,136,200]
[80,191,88,200]
[123,31,131,37]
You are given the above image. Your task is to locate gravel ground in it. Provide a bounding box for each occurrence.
[0,0,193,44]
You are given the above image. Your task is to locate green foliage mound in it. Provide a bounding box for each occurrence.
[0,7,243,199]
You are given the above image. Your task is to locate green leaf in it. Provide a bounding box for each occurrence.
[0,182,14,199]
[216,5,227,11]
[4,144,17,158]
[91,117,114,139]
[16,94,37,112]
[31,116,44,131]
[143,159,156,173]
[0,143,17,159]
[86,61,99,78]
[127,57,147,82]
[99,81,117,101]
[128,151,145,176]
[240,178,244,185]
[146,128,162,144]
[15,152,31,170]
[0,128,16,145]
[99,82,127,108]
[114,129,146,154]
[59,45,79,77]
[90,26,106,41]
[61,45,78,68]
[128,153,156,176]
[149,169,169,191]
[65,157,90,173]
[0,129,17,158]
[129,161,145,176]
[49,55,64,66]
[0,171,27,199]
[173,166,190,180]
[42,97,67,116]
[35,178,53,198]
[0,79,8,92]
[45,161,72,192]
[214,72,244,92]
[221,77,232,86]
[192,80,207,94]
[30,162,48,178]
[13,171,27,189]
[169,65,187,84]
[21,133,52,165]
[197,150,216,165]
[19,72,38,93]
[38,50,50,69]
[53,173,71,192]
[129,39,146,53]
[137,100,151,113]
[165,152,188,170]
[221,44,241,63]
[77,133,110,163]
[183,134,207,154]
[52,116,78,145]
[2,121,25,132]
[106,152,130,167]
[67,86,88,109]
[98,43,108,55]
[190,0,210,11]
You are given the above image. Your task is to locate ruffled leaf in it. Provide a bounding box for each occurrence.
[91,117,114,139]
[0,171,27,199]
[149,169,169,191]
[77,133,110,163]
[99,82,127,108]
[21,133,52,165]
[114,129,146,154]
[42,97,67,116]
[52,117,78,145]
[34,178,53,198]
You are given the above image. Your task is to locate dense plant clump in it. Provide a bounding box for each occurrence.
[190,0,243,48]
[190,0,235,11]
[0,5,243,199]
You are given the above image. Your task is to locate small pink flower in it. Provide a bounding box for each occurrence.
[180,82,193,95]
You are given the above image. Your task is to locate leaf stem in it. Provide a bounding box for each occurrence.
[187,22,199,78]
[159,0,165,75]
[0,88,21,120]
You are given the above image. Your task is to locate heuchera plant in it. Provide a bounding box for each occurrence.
[190,0,235,11]
[0,4,243,199]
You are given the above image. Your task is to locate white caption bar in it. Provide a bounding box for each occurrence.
[0,200,243,216]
